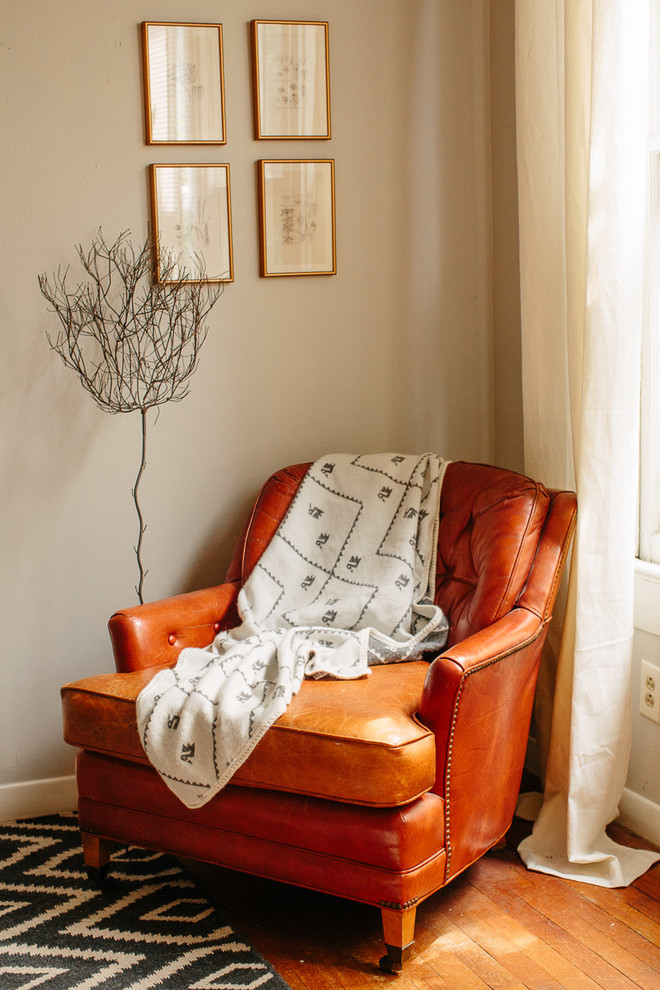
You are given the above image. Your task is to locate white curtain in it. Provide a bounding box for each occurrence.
[515,0,660,885]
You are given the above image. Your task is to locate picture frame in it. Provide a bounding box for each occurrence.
[149,164,234,283]
[141,22,226,144]
[251,20,331,139]
[258,160,336,277]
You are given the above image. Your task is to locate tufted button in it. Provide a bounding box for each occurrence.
[168,634,176,645]
[213,622,221,633]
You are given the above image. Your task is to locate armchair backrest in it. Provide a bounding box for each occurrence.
[225,460,571,643]
[435,462,551,646]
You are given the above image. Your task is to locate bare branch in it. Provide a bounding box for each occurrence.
[39,229,223,600]
[39,228,222,415]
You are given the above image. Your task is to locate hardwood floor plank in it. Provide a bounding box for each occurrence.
[267,963,312,990]
[468,858,647,990]
[414,884,584,990]
[408,966,453,989]
[483,852,660,984]
[440,881,576,990]
[633,870,660,906]
[547,880,660,972]
[451,874,605,990]
[396,950,453,990]
[430,920,519,988]
[520,888,659,990]
[412,943,495,990]
[565,877,660,944]
[407,974,451,990]
[495,854,660,962]
[623,886,660,926]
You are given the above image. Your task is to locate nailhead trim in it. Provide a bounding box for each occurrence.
[443,623,545,875]
[379,898,418,911]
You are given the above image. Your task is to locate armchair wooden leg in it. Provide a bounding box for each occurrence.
[379,904,417,972]
[81,831,115,886]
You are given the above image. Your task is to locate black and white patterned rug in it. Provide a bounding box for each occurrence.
[0,814,291,989]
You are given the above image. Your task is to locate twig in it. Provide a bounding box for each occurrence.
[39,229,222,601]
[133,408,148,603]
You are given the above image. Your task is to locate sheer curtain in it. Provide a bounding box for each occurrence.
[514,0,660,885]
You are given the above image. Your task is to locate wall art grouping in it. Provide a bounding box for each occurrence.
[141,19,336,282]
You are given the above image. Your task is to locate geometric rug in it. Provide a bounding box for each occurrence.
[0,814,292,989]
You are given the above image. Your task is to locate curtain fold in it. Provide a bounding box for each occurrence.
[515,0,660,885]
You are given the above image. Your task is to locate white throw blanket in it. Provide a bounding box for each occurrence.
[136,453,449,808]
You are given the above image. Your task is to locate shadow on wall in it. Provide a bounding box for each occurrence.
[178,494,256,597]
[1,327,105,518]
[393,1,493,462]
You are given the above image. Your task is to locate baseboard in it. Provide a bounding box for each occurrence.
[0,775,77,823]
[617,788,660,848]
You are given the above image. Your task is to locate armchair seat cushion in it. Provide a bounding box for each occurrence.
[62,660,436,808]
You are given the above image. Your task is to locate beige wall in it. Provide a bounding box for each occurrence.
[489,0,524,472]
[0,0,502,800]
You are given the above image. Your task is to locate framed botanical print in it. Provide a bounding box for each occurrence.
[258,160,336,277]
[150,164,233,282]
[142,22,226,144]
[251,21,331,139]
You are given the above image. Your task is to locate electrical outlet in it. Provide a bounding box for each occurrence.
[640,660,660,723]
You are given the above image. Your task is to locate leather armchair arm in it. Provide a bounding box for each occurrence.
[418,607,546,880]
[108,582,240,673]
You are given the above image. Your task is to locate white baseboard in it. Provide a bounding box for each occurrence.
[0,775,77,823]
[618,787,660,848]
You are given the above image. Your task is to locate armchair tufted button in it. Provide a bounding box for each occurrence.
[168,634,176,646]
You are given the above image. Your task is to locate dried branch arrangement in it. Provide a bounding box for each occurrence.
[39,229,222,602]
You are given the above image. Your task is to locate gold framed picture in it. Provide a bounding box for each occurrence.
[251,21,331,139]
[142,22,226,144]
[258,160,336,277]
[149,164,233,283]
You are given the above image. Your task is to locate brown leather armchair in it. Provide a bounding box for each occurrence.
[61,460,576,972]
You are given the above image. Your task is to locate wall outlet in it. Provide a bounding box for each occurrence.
[640,660,660,723]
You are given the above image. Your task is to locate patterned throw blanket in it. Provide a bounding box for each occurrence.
[136,453,449,808]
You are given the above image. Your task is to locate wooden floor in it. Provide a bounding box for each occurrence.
[189,819,660,990]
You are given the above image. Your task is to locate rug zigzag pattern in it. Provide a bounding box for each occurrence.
[0,815,290,990]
